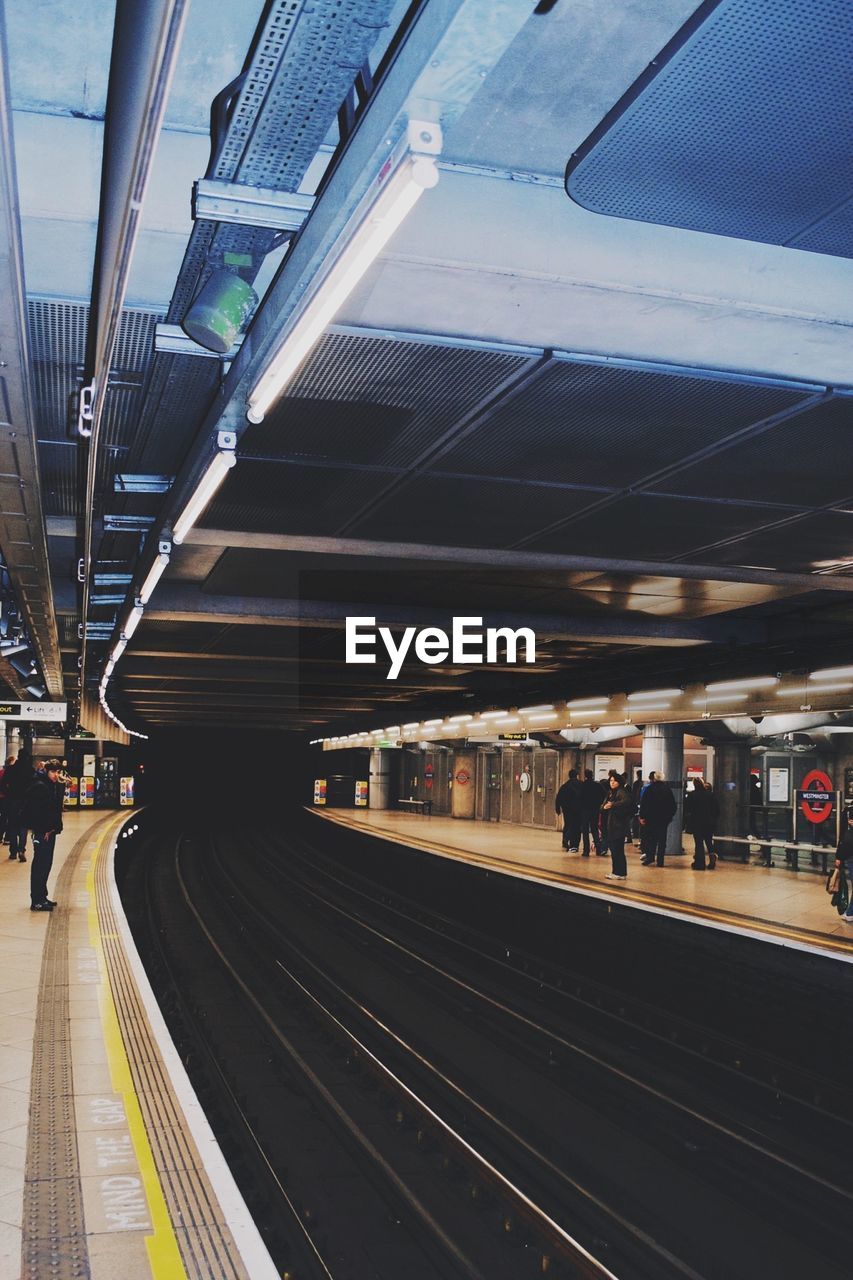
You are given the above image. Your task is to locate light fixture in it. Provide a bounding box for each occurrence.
[121,604,144,642]
[138,549,171,604]
[518,704,555,714]
[480,709,510,720]
[692,693,749,705]
[627,688,681,702]
[246,120,442,424]
[810,665,853,680]
[798,681,853,694]
[528,712,559,723]
[402,722,420,730]
[625,701,672,712]
[423,719,442,726]
[705,676,777,692]
[172,434,237,544]
[448,714,473,723]
[568,697,611,709]
[111,637,128,664]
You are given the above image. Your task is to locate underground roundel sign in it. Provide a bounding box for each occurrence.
[455,769,470,785]
[799,769,833,824]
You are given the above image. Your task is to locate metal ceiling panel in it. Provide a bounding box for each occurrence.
[204,456,398,535]
[687,510,853,573]
[566,0,853,257]
[656,396,853,507]
[438,358,814,488]
[254,331,534,469]
[526,494,799,561]
[352,474,595,547]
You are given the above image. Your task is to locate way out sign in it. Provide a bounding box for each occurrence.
[798,769,834,824]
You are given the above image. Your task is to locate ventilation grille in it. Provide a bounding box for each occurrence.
[567,0,853,257]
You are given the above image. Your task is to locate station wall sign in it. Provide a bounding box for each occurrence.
[798,769,834,824]
[64,777,79,806]
[498,732,528,741]
[313,779,327,806]
[0,701,67,721]
[354,780,368,806]
[80,776,95,807]
[120,777,135,806]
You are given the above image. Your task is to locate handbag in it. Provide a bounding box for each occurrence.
[827,868,840,895]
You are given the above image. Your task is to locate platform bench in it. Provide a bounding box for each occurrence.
[397,798,432,815]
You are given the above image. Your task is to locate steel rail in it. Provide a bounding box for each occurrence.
[270,834,852,1202]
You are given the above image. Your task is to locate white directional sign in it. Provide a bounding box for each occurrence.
[0,701,66,721]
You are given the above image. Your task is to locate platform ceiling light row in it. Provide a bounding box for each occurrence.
[97,434,240,738]
[313,671,853,747]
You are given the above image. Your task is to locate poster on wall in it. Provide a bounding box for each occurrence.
[313,779,327,805]
[354,780,368,806]
[80,776,95,807]
[120,776,135,806]
[64,776,79,806]
[595,753,625,781]
[768,767,790,803]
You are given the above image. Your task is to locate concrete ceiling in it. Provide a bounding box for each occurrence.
[5,0,853,736]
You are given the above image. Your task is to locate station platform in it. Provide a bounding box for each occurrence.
[314,808,853,963]
[0,808,278,1280]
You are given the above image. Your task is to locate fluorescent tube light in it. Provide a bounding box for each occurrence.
[528,712,559,723]
[705,677,777,692]
[138,551,170,604]
[810,665,853,680]
[627,688,681,702]
[424,719,442,726]
[518,704,554,714]
[625,702,672,711]
[111,637,127,664]
[247,126,441,424]
[480,710,509,719]
[449,714,473,723]
[692,693,749,705]
[402,722,419,730]
[121,605,144,642]
[570,707,607,718]
[568,697,610,709]
[796,681,853,694]
[173,448,236,545]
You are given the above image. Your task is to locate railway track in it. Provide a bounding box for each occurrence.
[118,814,851,1279]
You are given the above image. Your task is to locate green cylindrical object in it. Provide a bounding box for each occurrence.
[182,268,258,354]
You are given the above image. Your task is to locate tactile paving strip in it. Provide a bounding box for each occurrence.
[21,820,114,1280]
[94,834,250,1279]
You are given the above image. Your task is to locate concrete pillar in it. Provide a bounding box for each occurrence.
[642,723,685,856]
[368,748,391,809]
[714,740,752,855]
[451,751,476,818]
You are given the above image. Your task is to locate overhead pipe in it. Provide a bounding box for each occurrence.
[78,0,189,716]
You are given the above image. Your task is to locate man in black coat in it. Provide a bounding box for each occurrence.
[555,768,583,852]
[580,770,606,855]
[20,759,64,911]
[639,775,677,867]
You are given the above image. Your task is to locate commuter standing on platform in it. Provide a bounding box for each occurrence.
[602,775,633,880]
[639,774,677,866]
[4,749,33,863]
[834,808,853,924]
[21,759,64,912]
[686,778,718,870]
[0,755,14,848]
[580,769,605,855]
[630,767,644,843]
[555,768,583,852]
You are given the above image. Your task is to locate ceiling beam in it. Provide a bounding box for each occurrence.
[180,528,853,596]
[138,583,760,644]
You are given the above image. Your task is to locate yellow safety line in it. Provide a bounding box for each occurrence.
[86,816,188,1279]
[313,808,853,957]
